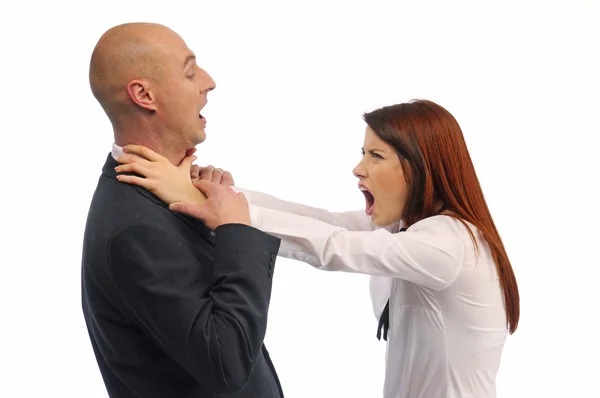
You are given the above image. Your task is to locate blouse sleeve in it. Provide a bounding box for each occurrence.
[232,186,399,319]
[248,206,466,291]
[370,275,393,320]
[233,186,377,231]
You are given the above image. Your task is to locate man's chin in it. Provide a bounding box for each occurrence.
[194,129,207,145]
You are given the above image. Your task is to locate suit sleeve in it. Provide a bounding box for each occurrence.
[107,222,280,393]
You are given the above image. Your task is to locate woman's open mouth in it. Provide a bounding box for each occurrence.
[359,184,375,216]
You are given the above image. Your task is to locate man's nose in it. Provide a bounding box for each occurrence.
[200,70,216,93]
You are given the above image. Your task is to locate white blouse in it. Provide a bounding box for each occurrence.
[236,187,509,398]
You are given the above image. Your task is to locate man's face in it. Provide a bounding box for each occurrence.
[154,32,215,149]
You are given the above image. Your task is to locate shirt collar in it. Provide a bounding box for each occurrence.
[111,142,124,161]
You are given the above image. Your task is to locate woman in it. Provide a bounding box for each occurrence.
[115,99,519,398]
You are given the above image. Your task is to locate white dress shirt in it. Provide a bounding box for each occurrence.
[111,143,126,162]
[237,187,508,398]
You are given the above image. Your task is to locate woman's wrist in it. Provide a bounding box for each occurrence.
[187,185,207,205]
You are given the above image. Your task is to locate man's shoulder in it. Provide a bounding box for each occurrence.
[93,175,166,212]
[85,177,184,239]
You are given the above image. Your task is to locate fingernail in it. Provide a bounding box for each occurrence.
[170,204,178,211]
[114,166,120,171]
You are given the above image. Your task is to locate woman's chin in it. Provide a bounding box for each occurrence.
[371,213,400,228]
[370,212,382,226]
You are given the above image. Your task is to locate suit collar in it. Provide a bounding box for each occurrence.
[101,153,215,243]
[102,153,166,208]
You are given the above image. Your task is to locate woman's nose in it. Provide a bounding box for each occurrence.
[353,161,366,178]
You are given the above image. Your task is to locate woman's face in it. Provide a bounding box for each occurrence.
[353,126,409,226]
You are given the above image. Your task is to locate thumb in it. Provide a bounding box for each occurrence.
[169,201,206,220]
[193,179,218,196]
[185,147,197,157]
[179,154,197,171]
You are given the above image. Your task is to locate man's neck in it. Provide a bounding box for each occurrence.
[114,131,187,166]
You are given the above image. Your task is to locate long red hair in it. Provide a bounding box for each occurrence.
[364,100,519,334]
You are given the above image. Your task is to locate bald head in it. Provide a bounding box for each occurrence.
[89,23,215,161]
[89,23,182,121]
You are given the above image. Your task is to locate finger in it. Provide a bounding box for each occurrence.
[221,171,235,186]
[114,162,153,177]
[199,165,214,181]
[179,155,197,173]
[193,179,220,196]
[190,165,200,180]
[115,154,152,167]
[122,145,166,162]
[211,170,223,184]
[169,202,207,221]
[185,147,197,157]
[116,174,154,190]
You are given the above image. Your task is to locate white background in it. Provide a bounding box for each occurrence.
[1,0,599,397]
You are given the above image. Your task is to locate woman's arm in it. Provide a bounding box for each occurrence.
[111,145,390,233]
[233,188,403,321]
[248,206,465,291]
[233,187,379,232]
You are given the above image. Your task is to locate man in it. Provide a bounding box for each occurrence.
[81,22,284,397]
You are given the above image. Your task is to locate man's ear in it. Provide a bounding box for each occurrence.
[127,79,157,111]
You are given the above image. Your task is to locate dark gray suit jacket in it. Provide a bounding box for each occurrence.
[81,154,284,397]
